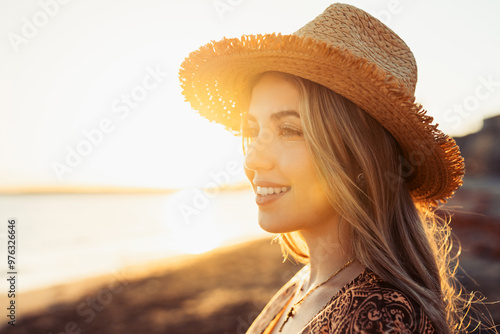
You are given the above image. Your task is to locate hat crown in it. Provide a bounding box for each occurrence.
[294,3,417,94]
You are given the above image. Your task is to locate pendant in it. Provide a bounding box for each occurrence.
[279,307,296,332]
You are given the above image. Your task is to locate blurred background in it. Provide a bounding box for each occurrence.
[0,0,499,333]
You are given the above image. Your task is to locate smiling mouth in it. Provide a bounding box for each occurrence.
[256,186,291,196]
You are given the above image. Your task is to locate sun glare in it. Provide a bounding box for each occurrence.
[171,227,224,255]
[163,189,225,254]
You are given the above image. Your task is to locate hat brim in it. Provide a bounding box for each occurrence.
[179,33,464,204]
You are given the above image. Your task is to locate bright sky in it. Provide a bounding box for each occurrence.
[1,0,499,190]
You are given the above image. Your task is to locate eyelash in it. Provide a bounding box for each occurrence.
[243,124,303,140]
[279,125,303,138]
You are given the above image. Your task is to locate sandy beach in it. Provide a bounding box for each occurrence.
[6,237,300,334]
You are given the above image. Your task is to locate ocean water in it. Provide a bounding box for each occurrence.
[0,188,265,292]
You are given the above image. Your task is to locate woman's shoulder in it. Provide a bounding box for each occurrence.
[303,268,437,333]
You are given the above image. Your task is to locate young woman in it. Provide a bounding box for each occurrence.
[179,3,478,333]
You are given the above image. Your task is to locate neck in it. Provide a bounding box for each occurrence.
[299,220,358,290]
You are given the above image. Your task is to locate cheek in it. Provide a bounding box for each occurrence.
[290,153,333,208]
[286,149,319,189]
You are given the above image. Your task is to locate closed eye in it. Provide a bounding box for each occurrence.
[242,123,303,141]
[278,125,303,138]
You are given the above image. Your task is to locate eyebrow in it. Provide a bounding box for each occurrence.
[245,110,300,122]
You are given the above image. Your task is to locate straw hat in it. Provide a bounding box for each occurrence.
[179,3,465,204]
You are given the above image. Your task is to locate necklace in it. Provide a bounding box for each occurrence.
[278,258,356,332]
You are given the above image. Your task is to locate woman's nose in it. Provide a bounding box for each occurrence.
[243,128,275,172]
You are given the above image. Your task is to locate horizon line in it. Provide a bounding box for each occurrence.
[0,182,251,195]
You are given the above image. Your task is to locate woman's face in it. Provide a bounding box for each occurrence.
[243,73,339,234]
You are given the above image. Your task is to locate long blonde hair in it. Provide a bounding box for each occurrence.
[242,72,479,333]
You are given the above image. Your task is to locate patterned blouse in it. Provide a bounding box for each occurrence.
[246,264,436,334]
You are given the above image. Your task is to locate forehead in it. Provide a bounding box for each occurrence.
[247,73,300,120]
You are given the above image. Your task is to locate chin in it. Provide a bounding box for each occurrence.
[257,213,299,234]
[258,220,282,234]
